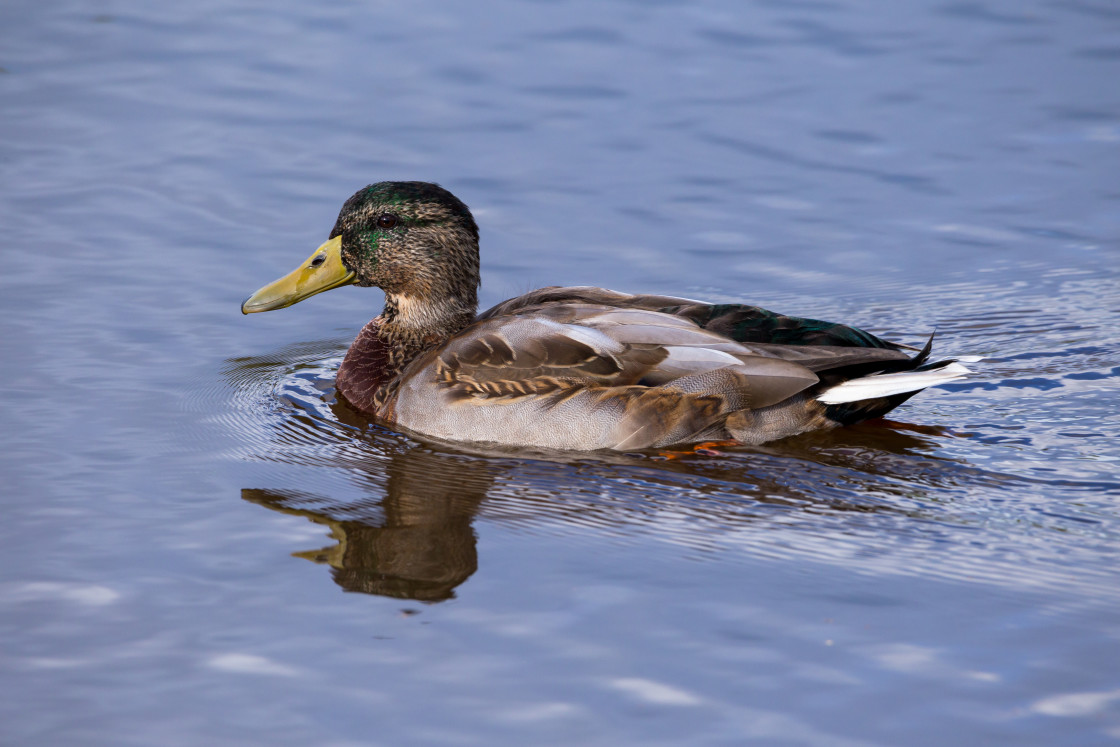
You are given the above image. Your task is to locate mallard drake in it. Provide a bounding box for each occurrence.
[242,182,972,450]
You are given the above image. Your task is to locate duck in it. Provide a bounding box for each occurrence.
[242,181,972,451]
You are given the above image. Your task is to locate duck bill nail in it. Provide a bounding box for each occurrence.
[241,236,355,314]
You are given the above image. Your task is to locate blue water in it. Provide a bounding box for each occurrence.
[2,0,1119,744]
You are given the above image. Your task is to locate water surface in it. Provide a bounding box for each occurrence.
[2,0,1119,744]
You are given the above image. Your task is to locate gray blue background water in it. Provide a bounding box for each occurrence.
[3,0,1119,744]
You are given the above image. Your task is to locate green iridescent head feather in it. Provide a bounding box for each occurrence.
[329,182,480,300]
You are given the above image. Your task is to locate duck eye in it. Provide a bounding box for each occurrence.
[376,213,398,229]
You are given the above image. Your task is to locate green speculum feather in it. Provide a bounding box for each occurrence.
[661,303,896,349]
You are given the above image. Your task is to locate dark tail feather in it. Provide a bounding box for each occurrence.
[911,331,934,367]
[821,331,974,426]
[823,390,923,426]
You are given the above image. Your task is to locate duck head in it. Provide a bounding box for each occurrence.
[242,182,480,320]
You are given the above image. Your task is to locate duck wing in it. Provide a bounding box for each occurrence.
[480,285,910,350]
[479,286,916,375]
[391,302,829,449]
[437,305,823,408]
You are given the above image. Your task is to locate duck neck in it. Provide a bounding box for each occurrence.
[336,291,477,416]
[380,291,477,339]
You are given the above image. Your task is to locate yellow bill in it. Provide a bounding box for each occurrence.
[242,236,356,314]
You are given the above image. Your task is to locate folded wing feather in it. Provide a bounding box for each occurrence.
[433,304,823,410]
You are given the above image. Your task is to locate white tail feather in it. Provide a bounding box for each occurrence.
[817,362,972,405]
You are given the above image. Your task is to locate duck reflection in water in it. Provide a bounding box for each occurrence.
[243,445,495,602]
[240,420,977,603]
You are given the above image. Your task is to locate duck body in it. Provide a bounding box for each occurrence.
[244,182,972,451]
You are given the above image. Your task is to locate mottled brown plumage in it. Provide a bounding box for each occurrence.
[243,181,973,450]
